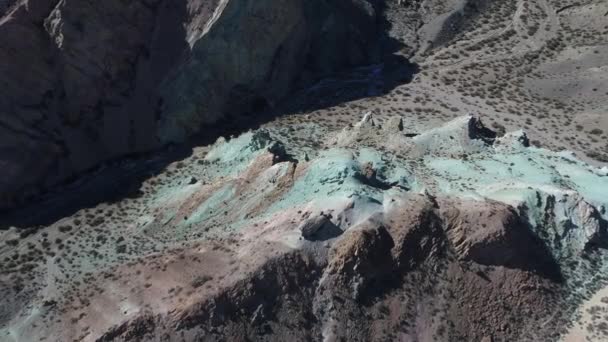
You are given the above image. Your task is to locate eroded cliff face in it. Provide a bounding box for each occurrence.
[0,0,381,208]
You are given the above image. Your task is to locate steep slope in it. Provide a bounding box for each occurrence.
[1,115,607,341]
[0,0,382,208]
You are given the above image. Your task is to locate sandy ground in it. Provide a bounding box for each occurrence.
[563,284,608,342]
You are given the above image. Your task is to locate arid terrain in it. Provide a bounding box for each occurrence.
[1,0,607,341]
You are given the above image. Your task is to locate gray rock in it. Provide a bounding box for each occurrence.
[298,214,330,240]
[385,116,404,132]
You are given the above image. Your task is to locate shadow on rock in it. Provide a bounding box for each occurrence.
[0,0,418,229]
[307,221,345,242]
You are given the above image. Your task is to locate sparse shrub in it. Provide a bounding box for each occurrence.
[191,275,213,288]
[590,128,603,135]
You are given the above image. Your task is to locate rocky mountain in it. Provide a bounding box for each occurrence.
[1,0,608,341]
[1,115,607,341]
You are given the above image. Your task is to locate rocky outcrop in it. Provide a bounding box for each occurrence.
[439,198,562,280]
[0,0,382,208]
[325,220,395,300]
[298,214,331,240]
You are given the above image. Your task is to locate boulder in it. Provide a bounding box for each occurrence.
[298,214,330,240]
